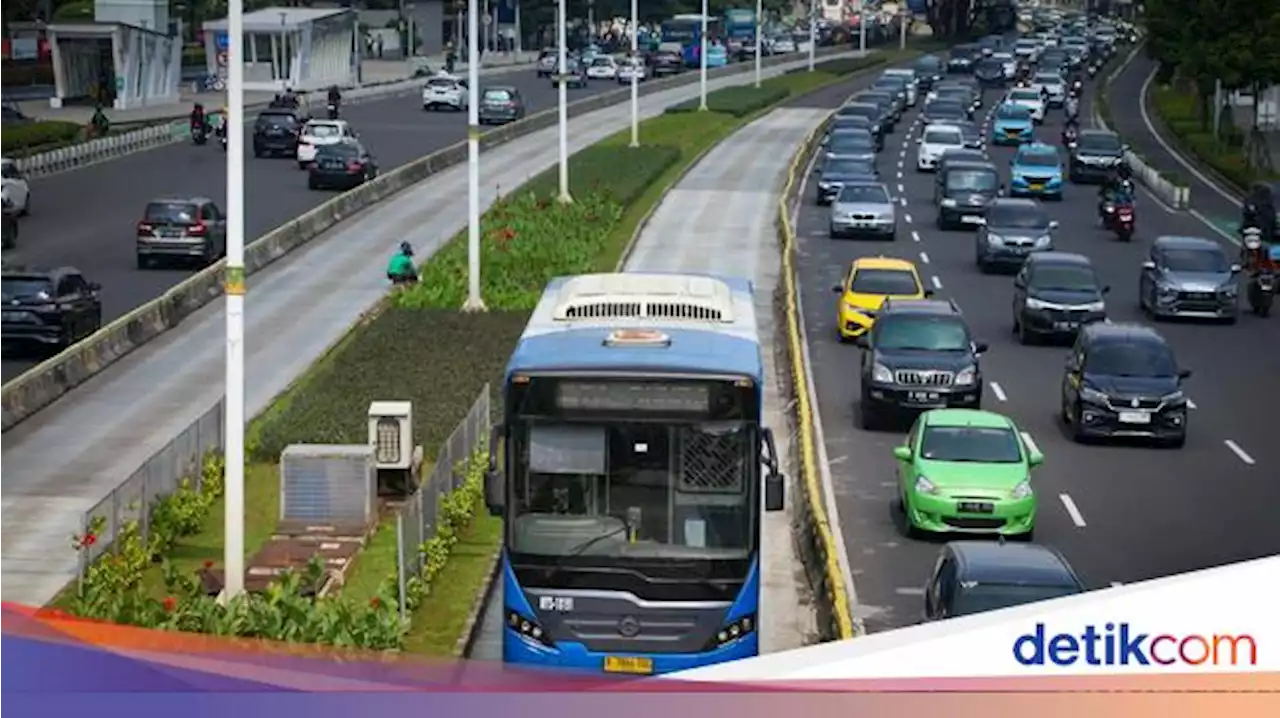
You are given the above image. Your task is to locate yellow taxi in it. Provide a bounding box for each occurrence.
[832,256,930,340]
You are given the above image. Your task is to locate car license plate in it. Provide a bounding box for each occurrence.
[1030,183,1044,191]
[957,501,994,514]
[907,391,941,403]
[2,311,29,322]
[1117,410,1151,424]
[961,215,982,224]
[1053,321,1077,331]
[604,656,654,675]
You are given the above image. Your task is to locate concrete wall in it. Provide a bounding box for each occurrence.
[94,0,169,33]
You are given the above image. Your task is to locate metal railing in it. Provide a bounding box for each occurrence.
[77,400,225,581]
[394,386,492,620]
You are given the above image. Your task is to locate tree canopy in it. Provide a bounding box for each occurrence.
[1144,0,1280,93]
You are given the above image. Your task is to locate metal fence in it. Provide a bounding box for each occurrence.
[78,400,225,582]
[395,386,492,619]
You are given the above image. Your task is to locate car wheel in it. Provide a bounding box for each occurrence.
[253,147,263,158]
[899,492,925,539]
[1163,433,1187,449]
[19,197,30,216]
[297,161,308,170]
[307,177,318,190]
[1068,401,1089,443]
[977,255,990,273]
[136,253,151,270]
[859,398,882,431]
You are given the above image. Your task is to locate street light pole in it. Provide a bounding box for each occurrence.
[807,0,815,72]
[556,0,570,202]
[859,8,866,55]
[223,0,246,603]
[629,0,639,148]
[699,0,708,110]
[464,0,485,311]
[900,8,907,50]
[754,0,762,88]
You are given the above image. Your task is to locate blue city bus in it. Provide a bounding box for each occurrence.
[661,14,725,68]
[724,8,756,43]
[484,273,786,675]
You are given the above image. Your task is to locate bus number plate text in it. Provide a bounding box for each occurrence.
[539,596,575,612]
[604,655,654,675]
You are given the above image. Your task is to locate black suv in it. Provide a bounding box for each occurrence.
[947,44,981,73]
[1068,129,1127,183]
[1013,252,1109,343]
[856,298,987,430]
[252,108,308,158]
[914,55,945,91]
[1,265,102,349]
[935,160,1001,230]
[1060,322,1191,447]
[923,541,1085,621]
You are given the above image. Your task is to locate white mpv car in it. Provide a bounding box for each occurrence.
[1006,88,1046,123]
[1034,72,1066,107]
[916,125,966,172]
[296,120,356,169]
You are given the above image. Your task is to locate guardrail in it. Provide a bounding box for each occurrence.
[1093,38,1191,209]
[1,45,871,432]
[11,56,536,179]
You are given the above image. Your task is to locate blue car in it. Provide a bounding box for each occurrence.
[1010,143,1064,200]
[990,102,1035,145]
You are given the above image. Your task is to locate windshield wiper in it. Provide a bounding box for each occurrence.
[559,520,633,562]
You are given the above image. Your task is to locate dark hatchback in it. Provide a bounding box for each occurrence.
[252,109,307,158]
[814,156,878,205]
[1069,129,1127,183]
[935,161,1000,230]
[975,57,1007,87]
[828,115,883,150]
[923,542,1085,621]
[1,266,102,349]
[648,50,684,76]
[976,198,1057,272]
[1012,252,1109,343]
[307,141,379,190]
[922,100,969,126]
[852,92,898,130]
[834,103,886,143]
[478,86,527,124]
[947,44,981,73]
[857,299,986,430]
[914,55,945,90]
[1060,323,1191,447]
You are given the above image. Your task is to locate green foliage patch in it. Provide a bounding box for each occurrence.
[666,85,792,117]
[1,121,84,155]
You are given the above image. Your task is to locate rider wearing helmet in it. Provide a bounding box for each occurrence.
[387,241,418,283]
[1097,166,1135,222]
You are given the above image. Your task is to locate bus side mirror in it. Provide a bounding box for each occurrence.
[484,425,504,515]
[762,428,785,512]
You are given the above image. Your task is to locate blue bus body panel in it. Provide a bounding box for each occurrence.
[501,552,762,673]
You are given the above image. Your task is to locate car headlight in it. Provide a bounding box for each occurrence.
[842,301,862,315]
[942,198,957,207]
[1220,285,1238,297]
[954,365,977,386]
[1080,385,1108,404]
[1161,390,1186,405]
[1024,297,1050,310]
[914,475,938,495]
[1081,300,1106,312]
[872,362,894,383]
[1011,479,1034,499]
[1157,284,1178,297]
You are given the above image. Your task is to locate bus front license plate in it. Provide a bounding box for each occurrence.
[604,656,654,675]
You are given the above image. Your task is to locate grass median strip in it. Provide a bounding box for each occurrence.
[60,54,897,652]
[1149,83,1279,191]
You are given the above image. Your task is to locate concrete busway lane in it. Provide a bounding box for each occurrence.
[0,63,675,382]
[0,51,861,607]
[795,76,1280,633]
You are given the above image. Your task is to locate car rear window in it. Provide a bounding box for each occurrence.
[257,112,297,127]
[305,123,342,138]
[837,184,890,204]
[316,143,359,159]
[924,128,963,144]
[144,201,198,224]
[1,276,53,300]
[483,89,514,103]
[851,268,919,296]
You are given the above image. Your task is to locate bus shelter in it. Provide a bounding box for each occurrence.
[202,8,358,93]
[44,21,181,109]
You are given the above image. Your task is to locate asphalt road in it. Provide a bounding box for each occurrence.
[794,68,1280,633]
[0,61,708,381]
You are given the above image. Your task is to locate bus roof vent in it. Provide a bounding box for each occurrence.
[553,274,735,323]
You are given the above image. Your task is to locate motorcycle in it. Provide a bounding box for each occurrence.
[1063,130,1079,150]
[1087,64,1098,78]
[1112,203,1135,241]
[1071,80,1083,96]
[1242,227,1275,316]
[191,122,208,145]
[326,102,340,120]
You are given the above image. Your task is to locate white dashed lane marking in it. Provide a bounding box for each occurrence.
[989,381,1007,402]
[1224,440,1256,466]
[911,230,921,242]
[1059,493,1087,528]
[904,213,914,224]
[930,275,942,290]
[918,251,930,264]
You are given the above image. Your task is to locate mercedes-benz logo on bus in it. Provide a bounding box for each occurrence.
[617,616,641,638]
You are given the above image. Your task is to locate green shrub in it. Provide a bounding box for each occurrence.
[249,309,528,462]
[520,143,681,206]
[1150,83,1279,191]
[667,85,790,117]
[1,121,83,154]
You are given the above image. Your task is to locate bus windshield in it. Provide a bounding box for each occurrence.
[507,378,758,563]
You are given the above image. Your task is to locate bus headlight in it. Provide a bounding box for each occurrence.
[507,610,555,647]
[705,614,756,650]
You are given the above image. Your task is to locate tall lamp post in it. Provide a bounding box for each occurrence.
[754,0,762,88]
[859,7,866,55]
[629,0,639,147]
[556,0,570,202]
[223,0,246,602]
[699,0,708,110]
[807,0,815,72]
[464,0,485,311]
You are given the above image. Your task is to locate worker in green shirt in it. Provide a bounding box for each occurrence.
[386,241,418,285]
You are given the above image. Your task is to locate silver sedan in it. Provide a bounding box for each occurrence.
[829,182,898,240]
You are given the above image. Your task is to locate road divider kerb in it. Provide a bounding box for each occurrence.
[1,47,868,432]
[1093,37,1191,209]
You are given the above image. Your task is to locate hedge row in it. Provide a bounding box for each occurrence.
[1,120,84,155]
[666,85,792,117]
[1149,83,1277,192]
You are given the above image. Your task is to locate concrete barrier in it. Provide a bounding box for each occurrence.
[2,46,878,431]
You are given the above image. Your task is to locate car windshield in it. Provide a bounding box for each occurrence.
[1079,133,1122,152]
[951,584,1080,616]
[986,204,1050,228]
[924,128,963,144]
[1086,342,1178,377]
[831,136,873,151]
[1,277,53,300]
[978,60,1003,72]
[875,316,971,351]
[483,89,514,102]
[144,201,198,224]
[947,170,998,191]
[1164,247,1230,273]
[592,57,612,67]
[920,426,1023,463]
[851,268,919,295]
[832,117,871,130]
[837,184,890,204]
[928,103,964,117]
[1031,265,1099,291]
[1010,90,1040,102]
[935,88,969,100]
[997,104,1032,120]
[838,105,876,119]
[916,57,943,71]
[306,123,341,138]
[1018,151,1059,167]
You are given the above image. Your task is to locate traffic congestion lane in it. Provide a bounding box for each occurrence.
[0,66,638,381]
[797,76,1280,633]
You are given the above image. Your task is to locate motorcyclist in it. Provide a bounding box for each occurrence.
[1097,169,1135,224]
[1243,182,1277,241]
[1064,94,1080,121]
[1062,118,1079,146]
[190,102,207,133]
[387,241,418,284]
[272,86,299,109]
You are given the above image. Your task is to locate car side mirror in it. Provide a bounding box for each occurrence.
[1013,276,1026,288]
[1049,219,1059,229]
[1179,368,1193,379]
[892,445,913,461]
[924,288,935,297]
[483,425,505,515]
[854,334,869,348]
[1027,447,1044,466]
[1230,263,1242,274]
[1142,260,1157,270]
[974,341,989,354]
[916,137,923,144]
[762,428,785,512]
[832,284,843,294]
[1101,285,1111,294]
